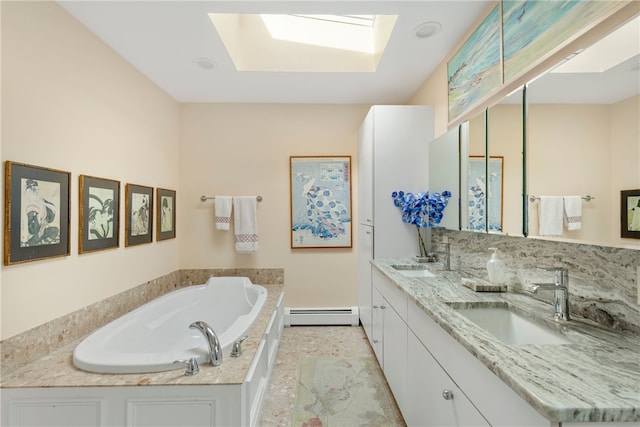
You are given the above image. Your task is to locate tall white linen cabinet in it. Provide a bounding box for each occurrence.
[357,105,434,342]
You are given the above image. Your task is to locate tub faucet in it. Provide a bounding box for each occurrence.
[189,321,223,366]
[528,267,570,322]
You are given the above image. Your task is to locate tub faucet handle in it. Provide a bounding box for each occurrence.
[231,336,248,358]
[173,357,199,375]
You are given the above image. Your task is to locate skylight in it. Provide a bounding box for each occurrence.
[208,13,397,72]
[260,14,377,54]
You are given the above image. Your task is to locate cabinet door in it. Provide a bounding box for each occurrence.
[371,287,384,366]
[358,224,374,340]
[358,110,374,225]
[406,331,489,427]
[128,399,215,427]
[381,300,407,414]
[9,400,102,427]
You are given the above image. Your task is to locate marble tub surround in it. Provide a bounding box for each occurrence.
[0,268,283,379]
[372,259,640,423]
[181,267,284,287]
[1,284,283,388]
[433,229,640,333]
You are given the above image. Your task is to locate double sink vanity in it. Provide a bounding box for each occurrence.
[365,259,639,426]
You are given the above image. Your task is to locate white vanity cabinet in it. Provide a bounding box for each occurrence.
[371,269,408,414]
[366,267,552,426]
[407,298,550,427]
[406,330,489,426]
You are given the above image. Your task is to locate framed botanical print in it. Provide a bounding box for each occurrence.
[125,183,153,247]
[289,156,352,249]
[4,161,71,265]
[621,189,640,239]
[156,188,176,241]
[79,175,120,253]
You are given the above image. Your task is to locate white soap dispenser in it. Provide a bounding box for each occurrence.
[486,247,506,284]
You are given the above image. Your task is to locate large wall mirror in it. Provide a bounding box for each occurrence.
[461,109,487,232]
[429,125,460,230]
[526,15,640,249]
[460,87,525,236]
[488,87,525,237]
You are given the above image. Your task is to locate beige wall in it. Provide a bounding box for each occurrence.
[178,103,369,307]
[1,1,181,339]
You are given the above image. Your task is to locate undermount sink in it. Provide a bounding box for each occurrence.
[391,264,435,278]
[448,302,573,345]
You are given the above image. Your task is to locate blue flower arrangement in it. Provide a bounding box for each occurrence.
[391,190,452,257]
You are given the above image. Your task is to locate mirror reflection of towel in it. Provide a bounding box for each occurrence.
[538,196,563,236]
[233,196,258,253]
[563,196,582,231]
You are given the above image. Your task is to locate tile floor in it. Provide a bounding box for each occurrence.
[259,325,406,427]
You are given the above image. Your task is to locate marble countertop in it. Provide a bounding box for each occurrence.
[372,259,640,423]
[1,285,284,389]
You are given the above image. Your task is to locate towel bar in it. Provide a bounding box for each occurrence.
[528,195,594,203]
[200,195,263,202]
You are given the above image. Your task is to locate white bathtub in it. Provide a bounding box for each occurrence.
[73,276,267,374]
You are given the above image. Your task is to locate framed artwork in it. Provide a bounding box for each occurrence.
[468,156,503,232]
[125,183,153,247]
[156,188,176,241]
[621,189,640,239]
[290,156,352,249]
[447,5,501,124]
[4,161,71,265]
[79,175,120,253]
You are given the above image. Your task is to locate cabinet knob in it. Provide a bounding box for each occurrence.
[380,305,387,309]
[373,339,379,343]
[373,305,379,309]
[442,390,454,400]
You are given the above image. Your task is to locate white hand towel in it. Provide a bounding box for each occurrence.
[538,196,563,236]
[215,196,232,230]
[233,196,258,253]
[563,196,582,231]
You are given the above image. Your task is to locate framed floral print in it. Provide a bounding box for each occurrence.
[125,183,153,247]
[290,156,352,249]
[79,175,120,253]
[156,188,176,241]
[4,161,71,265]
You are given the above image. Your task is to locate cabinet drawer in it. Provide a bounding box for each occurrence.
[372,268,407,321]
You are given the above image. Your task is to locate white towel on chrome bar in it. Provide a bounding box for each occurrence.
[538,196,563,236]
[233,196,258,253]
[563,196,582,231]
[215,196,232,230]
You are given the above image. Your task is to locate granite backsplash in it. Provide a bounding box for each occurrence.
[433,229,640,334]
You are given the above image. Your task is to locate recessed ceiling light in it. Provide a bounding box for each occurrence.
[415,21,442,39]
[193,57,216,70]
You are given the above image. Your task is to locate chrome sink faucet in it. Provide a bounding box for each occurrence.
[529,267,570,321]
[189,321,223,366]
[434,237,451,271]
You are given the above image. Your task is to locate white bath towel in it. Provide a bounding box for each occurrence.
[563,195,582,231]
[215,196,232,230]
[538,196,563,236]
[233,196,258,253]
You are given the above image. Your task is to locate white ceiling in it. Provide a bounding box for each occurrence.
[58,0,492,104]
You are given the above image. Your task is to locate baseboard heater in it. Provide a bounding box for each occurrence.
[284,307,359,327]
